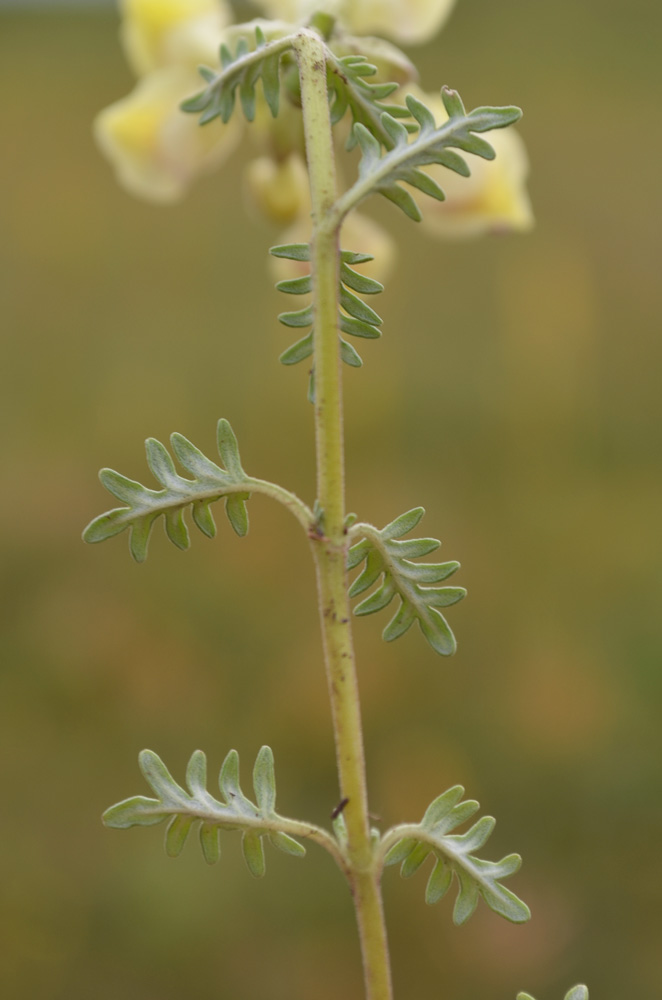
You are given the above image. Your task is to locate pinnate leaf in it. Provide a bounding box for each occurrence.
[338,85,522,222]
[383,786,530,926]
[348,508,466,656]
[517,989,588,1000]
[83,419,251,562]
[103,746,306,874]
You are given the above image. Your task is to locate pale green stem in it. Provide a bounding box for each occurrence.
[294,30,393,1000]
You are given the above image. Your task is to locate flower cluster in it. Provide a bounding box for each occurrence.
[95,0,531,253]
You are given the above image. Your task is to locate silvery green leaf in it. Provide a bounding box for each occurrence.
[253,745,276,815]
[382,508,425,539]
[225,493,249,537]
[348,548,384,597]
[269,831,306,857]
[216,418,245,478]
[425,857,452,904]
[339,287,382,326]
[348,508,465,656]
[269,243,311,261]
[104,746,308,873]
[339,85,522,222]
[102,796,167,829]
[353,578,396,616]
[278,305,314,328]
[199,823,221,865]
[420,785,466,830]
[400,841,431,879]
[185,750,208,798]
[339,264,383,295]
[275,275,312,295]
[383,837,418,867]
[242,831,266,878]
[182,27,294,126]
[382,601,416,641]
[83,420,250,561]
[279,333,314,366]
[383,786,530,927]
[340,339,363,367]
[165,814,194,858]
[517,983,589,1000]
[339,315,381,339]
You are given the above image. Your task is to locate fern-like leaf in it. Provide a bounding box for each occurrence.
[181,26,298,124]
[83,418,252,562]
[335,85,522,223]
[103,746,307,873]
[518,988,588,1000]
[347,508,465,656]
[382,786,530,926]
[325,51,414,150]
[270,243,384,397]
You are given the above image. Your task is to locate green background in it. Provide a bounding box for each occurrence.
[1,2,660,998]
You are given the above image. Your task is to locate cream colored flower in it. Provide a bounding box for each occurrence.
[411,87,533,237]
[95,0,240,203]
[252,0,457,43]
[94,67,241,203]
[119,0,231,75]
[244,153,311,225]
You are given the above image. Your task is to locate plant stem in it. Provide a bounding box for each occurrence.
[294,30,393,1000]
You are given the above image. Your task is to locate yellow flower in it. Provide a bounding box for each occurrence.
[95,0,240,202]
[119,0,231,75]
[251,0,457,43]
[410,86,533,237]
[94,67,241,203]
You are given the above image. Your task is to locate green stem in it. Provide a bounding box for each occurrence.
[294,30,393,1000]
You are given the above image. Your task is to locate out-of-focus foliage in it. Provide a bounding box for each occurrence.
[2,5,661,1000]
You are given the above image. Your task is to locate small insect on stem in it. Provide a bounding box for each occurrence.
[331,796,349,820]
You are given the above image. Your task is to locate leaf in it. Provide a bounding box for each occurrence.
[517,989,588,1000]
[103,746,306,873]
[181,27,298,125]
[347,509,466,657]
[383,787,530,926]
[337,85,522,223]
[325,50,412,151]
[270,243,384,388]
[82,419,251,562]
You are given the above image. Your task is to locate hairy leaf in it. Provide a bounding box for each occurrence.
[181,26,297,124]
[383,786,530,926]
[517,989,588,1000]
[336,85,522,222]
[103,746,306,873]
[83,419,251,562]
[348,508,465,656]
[271,244,384,393]
[325,50,414,150]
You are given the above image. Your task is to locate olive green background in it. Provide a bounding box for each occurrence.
[1,2,660,998]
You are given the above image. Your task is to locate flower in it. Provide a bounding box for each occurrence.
[96,0,530,239]
[251,0,457,44]
[119,0,231,75]
[94,0,238,203]
[94,67,241,203]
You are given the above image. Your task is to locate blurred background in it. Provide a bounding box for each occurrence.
[2,1,661,998]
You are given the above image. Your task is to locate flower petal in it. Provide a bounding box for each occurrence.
[252,0,456,44]
[119,0,231,75]
[94,67,242,203]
